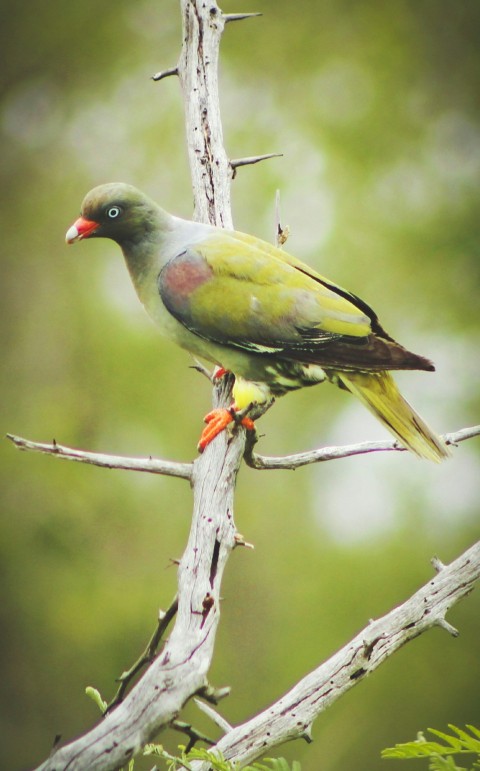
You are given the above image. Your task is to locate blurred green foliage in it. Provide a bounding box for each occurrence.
[1,1,479,770]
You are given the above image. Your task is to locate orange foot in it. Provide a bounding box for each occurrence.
[198,407,255,452]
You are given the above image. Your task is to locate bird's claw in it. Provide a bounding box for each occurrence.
[197,407,255,452]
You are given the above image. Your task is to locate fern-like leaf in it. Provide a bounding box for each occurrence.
[383,726,480,761]
[428,755,466,771]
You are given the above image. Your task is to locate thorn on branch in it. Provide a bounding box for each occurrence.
[198,683,231,705]
[431,555,446,573]
[223,12,263,23]
[51,734,62,755]
[435,617,459,637]
[301,724,314,744]
[234,532,255,549]
[230,153,283,178]
[190,358,215,381]
[152,66,179,82]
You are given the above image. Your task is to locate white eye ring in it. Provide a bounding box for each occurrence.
[107,206,121,219]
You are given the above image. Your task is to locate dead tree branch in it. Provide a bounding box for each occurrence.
[192,541,480,769]
[244,424,480,470]
[35,377,248,771]
[8,425,479,479]
[33,2,250,768]
[105,596,179,714]
[11,1,477,769]
[6,433,193,480]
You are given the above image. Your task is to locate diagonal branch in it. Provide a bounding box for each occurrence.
[191,541,480,769]
[34,377,249,771]
[105,596,179,714]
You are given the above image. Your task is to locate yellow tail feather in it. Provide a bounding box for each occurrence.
[334,370,451,462]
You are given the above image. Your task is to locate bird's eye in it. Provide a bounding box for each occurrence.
[106,206,122,219]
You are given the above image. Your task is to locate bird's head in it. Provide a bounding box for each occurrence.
[66,183,163,247]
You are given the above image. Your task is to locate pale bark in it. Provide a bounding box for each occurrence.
[12,2,478,770]
[8,424,479,476]
[192,542,480,768]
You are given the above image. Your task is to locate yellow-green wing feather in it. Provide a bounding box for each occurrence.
[195,233,372,340]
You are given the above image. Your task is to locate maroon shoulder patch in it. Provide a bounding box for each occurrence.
[159,250,213,317]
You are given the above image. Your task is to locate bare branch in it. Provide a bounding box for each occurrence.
[177,0,232,226]
[105,597,179,714]
[244,424,480,470]
[6,433,192,480]
[171,720,216,751]
[34,378,247,771]
[8,424,478,482]
[191,541,480,769]
[193,698,233,734]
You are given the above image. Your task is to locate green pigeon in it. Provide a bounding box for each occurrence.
[66,182,450,461]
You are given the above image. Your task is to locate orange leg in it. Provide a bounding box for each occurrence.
[213,367,229,379]
[198,406,255,452]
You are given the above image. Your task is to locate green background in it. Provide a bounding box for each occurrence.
[1,1,479,769]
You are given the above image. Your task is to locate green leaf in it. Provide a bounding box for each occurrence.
[382,725,480,769]
[143,743,165,757]
[85,686,107,714]
[428,755,465,771]
[428,729,464,752]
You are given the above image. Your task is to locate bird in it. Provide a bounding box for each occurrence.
[66,182,450,461]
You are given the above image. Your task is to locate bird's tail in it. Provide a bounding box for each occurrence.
[333,370,451,462]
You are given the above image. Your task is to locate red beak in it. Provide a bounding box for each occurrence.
[65,216,100,244]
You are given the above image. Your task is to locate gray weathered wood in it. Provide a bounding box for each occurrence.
[35,377,248,770]
[34,3,247,768]
[192,541,480,768]
[177,0,233,227]
[23,1,480,768]
[9,425,479,477]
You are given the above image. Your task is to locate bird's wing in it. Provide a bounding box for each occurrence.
[158,232,432,371]
[158,232,371,352]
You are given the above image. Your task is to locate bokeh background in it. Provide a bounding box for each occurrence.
[1,1,479,769]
